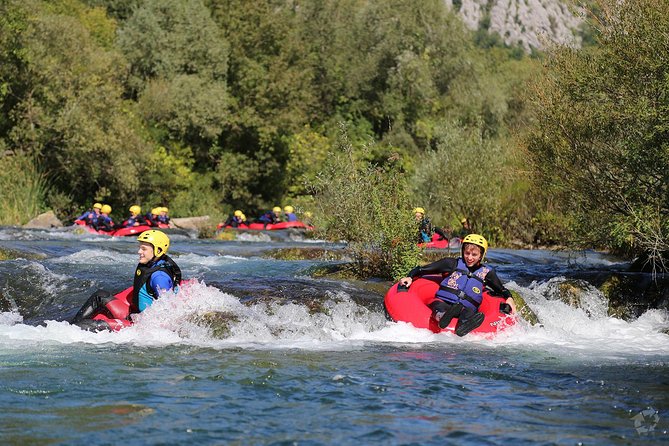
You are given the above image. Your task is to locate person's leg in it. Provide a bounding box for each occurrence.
[454,306,485,336]
[71,290,114,323]
[429,300,464,329]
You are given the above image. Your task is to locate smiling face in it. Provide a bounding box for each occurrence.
[462,243,483,267]
[138,242,155,264]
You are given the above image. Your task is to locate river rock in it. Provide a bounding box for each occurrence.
[600,273,669,321]
[171,215,210,233]
[24,211,63,228]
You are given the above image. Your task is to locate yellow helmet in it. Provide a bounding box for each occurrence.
[460,217,468,224]
[234,210,243,217]
[272,206,282,213]
[240,213,246,221]
[129,205,141,215]
[101,204,112,214]
[93,203,102,210]
[151,207,160,216]
[304,211,313,218]
[284,205,294,213]
[462,233,488,258]
[137,230,170,258]
[413,207,425,215]
[160,207,169,213]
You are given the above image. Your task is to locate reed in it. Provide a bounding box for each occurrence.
[0,154,47,225]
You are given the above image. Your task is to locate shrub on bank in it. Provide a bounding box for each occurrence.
[310,129,420,280]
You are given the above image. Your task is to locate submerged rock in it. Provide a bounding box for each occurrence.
[264,247,349,262]
[600,273,669,321]
[190,312,240,338]
[0,247,47,261]
[510,290,539,326]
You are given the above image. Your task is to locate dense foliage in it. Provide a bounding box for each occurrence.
[525,0,669,270]
[0,0,537,233]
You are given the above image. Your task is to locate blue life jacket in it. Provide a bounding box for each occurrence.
[77,210,100,226]
[434,258,490,311]
[285,212,298,222]
[123,215,141,228]
[132,254,182,314]
[258,212,277,224]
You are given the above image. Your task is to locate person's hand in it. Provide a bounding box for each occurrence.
[505,297,517,314]
[399,277,413,287]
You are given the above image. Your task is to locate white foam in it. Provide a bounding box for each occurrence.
[51,249,136,265]
[0,280,667,360]
[176,253,248,266]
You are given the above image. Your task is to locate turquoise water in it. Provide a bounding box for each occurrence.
[0,227,668,445]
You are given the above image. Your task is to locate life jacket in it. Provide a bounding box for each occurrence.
[418,217,433,242]
[131,254,182,314]
[122,214,143,228]
[257,212,276,224]
[144,213,160,227]
[83,211,99,226]
[434,258,490,311]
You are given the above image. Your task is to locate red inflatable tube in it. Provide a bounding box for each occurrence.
[88,279,191,332]
[88,287,134,331]
[418,233,462,249]
[384,276,515,335]
[217,221,314,231]
[74,222,169,237]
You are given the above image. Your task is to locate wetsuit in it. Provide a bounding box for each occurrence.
[121,214,146,228]
[144,213,160,227]
[257,212,279,225]
[76,210,100,227]
[94,215,114,232]
[131,254,182,313]
[224,215,244,228]
[71,254,181,328]
[418,217,433,243]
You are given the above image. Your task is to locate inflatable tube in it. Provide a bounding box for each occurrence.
[74,222,170,237]
[112,225,153,237]
[218,221,313,231]
[76,280,192,332]
[418,233,462,249]
[91,287,133,331]
[73,220,114,236]
[384,276,515,335]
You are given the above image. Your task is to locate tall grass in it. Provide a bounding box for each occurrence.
[310,129,420,280]
[0,153,47,225]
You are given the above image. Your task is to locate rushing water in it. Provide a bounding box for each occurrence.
[0,227,667,445]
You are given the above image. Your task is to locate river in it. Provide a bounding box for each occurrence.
[0,226,667,445]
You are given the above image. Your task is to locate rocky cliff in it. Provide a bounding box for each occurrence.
[446,0,583,51]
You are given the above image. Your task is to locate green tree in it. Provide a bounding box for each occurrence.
[0,0,153,217]
[118,0,230,166]
[525,0,669,268]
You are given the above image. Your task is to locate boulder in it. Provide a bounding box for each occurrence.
[171,215,210,232]
[24,211,63,228]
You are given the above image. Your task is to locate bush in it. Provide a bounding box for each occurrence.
[310,127,420,280]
